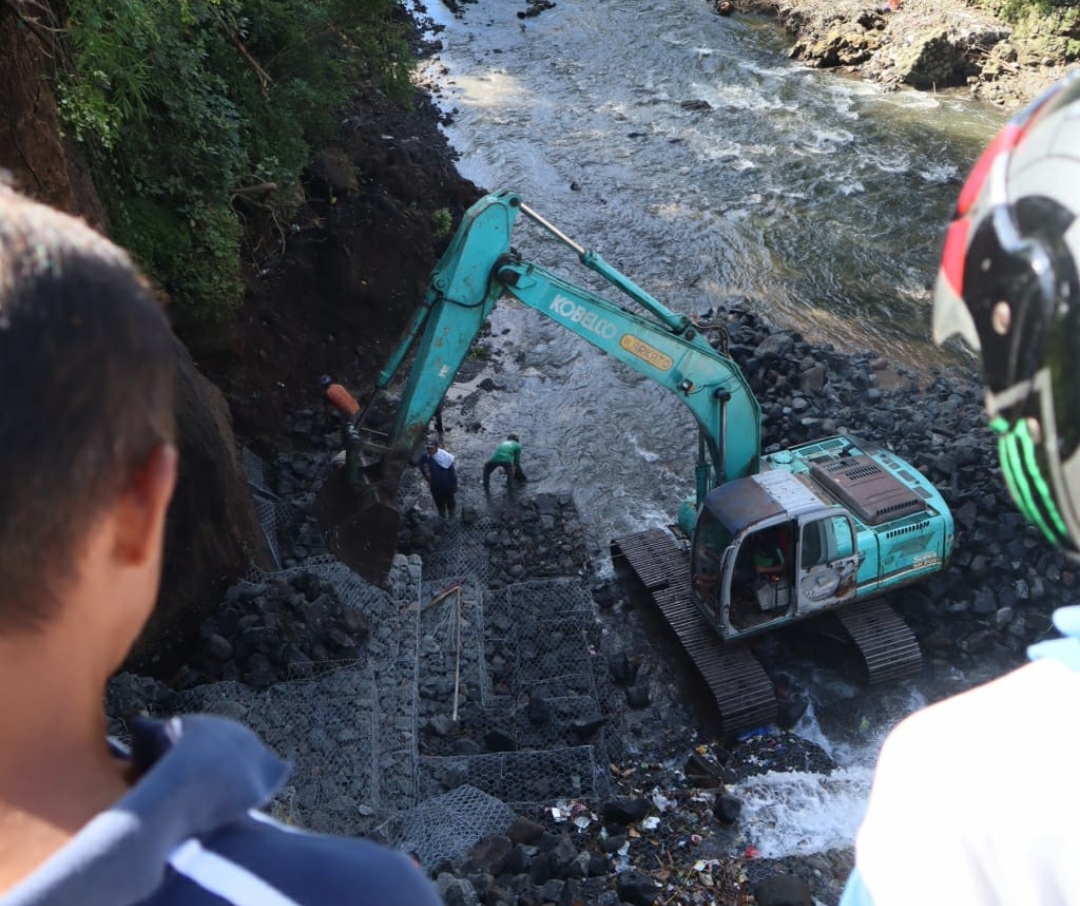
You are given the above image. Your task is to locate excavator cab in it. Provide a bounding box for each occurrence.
[689,470,864,641]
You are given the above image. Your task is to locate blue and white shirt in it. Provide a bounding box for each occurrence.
[1,715,442,906]
[841,605,1080,906]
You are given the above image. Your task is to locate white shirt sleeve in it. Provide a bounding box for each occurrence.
[854,658,1080,906]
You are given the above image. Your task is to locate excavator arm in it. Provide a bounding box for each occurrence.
[333,190,762,584]
[493,251,761,497]
[368,189,761,501]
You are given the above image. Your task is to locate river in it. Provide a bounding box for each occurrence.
[412,0,1012,866]
[420,0,1004,363]
[417,0,1006,543]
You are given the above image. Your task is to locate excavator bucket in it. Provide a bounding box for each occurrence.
[313,456,404,587]
[315,440,408,587]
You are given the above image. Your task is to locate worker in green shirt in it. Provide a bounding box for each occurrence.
[483,433,525,491]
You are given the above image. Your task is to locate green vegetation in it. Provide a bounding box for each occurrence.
[980,0,1075,29]
[995,0,1054,16]
[431,207,452,242]
[56,0,412,327]
[976,0,1080,62]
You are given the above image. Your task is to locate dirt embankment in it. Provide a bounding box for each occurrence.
[736,0,1077,107]
[0,3,482,670]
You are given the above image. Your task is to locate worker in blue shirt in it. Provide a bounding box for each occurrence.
[418,436,459,518]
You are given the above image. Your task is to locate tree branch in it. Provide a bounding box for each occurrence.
[212,8,273,94]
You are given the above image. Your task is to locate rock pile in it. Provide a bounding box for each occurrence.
[107,301,1080,904]
[178,571,369,690]
[739,0,1071,107]
[421,730,848,906]
[712,302,1070,672]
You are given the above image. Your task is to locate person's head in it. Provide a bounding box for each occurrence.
[426,437,439,453]
[934,70,1080,552]
[0,187,178,641]
[320,373,332,389]
[508,433,519,442]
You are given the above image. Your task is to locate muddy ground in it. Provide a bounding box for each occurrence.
[195,74,483,460]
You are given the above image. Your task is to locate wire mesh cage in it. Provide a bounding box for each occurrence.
[417,746,608,809]
[382,784,519,872]
[164,455,615,843]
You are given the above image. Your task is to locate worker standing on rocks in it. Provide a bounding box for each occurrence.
[483,432,526,491]
[321,374,363,479]
[0,186,441,906]
[841,70,1080,906]
[418,436,459,518]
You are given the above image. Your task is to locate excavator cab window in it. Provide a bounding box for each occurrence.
[691,509,732,619]
[722,521,797,631]
[801,515,854,568]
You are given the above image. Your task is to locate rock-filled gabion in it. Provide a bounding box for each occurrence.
[176,570,370,691]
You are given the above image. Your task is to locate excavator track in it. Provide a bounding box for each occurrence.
[611,528,777,741]
[834,599,922,684]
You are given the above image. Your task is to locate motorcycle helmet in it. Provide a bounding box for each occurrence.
[933,69,1080,550]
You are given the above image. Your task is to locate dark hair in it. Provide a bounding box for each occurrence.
[0,187,178,632]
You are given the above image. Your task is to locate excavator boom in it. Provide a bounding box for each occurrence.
[384,192,760,483]
[324,190,954,743]
[321,189,957,745]
[325,190,764,583]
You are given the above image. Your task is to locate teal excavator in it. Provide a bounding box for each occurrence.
[331,190,954,736]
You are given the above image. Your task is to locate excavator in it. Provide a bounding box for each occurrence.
[330,189,954,738]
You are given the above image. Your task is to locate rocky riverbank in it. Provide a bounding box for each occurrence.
[736,0,1077,108]
[104,2,1080,903]
[108,299,1074,904]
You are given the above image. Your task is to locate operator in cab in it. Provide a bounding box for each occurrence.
[752,528,788,582]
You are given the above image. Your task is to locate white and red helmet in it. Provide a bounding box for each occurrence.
[934,70,1080,550]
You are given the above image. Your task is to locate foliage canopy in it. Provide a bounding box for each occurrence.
[57,0,412,326]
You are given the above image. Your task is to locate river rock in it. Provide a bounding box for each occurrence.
[755,873,814,906]
[103,297,1080,906]
[617,869,661,906]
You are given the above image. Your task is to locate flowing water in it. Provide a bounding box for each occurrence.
[421,0,1003,361]
[413,0,1015,863]
[418,0,1007,542]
